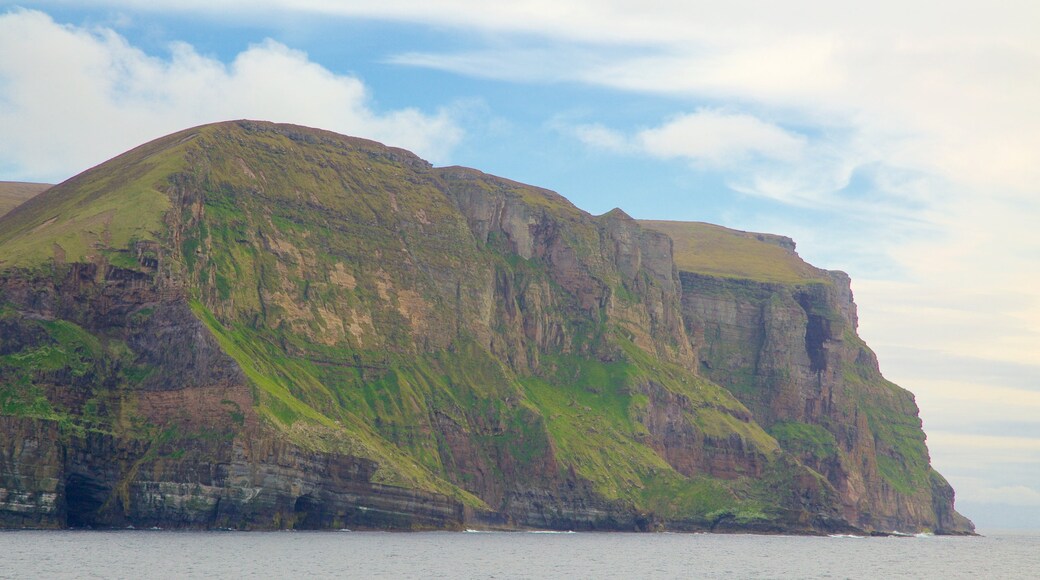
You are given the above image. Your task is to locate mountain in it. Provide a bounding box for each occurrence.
[0,121,973,533]
[0,182,51,218]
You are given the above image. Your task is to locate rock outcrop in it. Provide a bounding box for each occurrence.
[643,220,973,534]
[0,121,972,533]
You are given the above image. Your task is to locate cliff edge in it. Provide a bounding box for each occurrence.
[0,121,972,533]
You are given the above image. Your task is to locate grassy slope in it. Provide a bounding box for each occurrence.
[0,303,156,437]
[0,121,827,527]
[0,182,50,218]
[0,133,196,269]
[640,220,829,284]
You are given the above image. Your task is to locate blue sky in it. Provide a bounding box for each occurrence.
[2,1,1038,530]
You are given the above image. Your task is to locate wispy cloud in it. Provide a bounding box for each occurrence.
[369,3,1040,198]
[570,123,630,153]
[564,111,935,226]
[636,110,806,167]
[570,109,806,167]
[0,9,462,182]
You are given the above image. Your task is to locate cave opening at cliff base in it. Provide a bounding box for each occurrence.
[64,473,107,528]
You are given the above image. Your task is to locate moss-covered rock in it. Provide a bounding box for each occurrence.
[0,121,970,533]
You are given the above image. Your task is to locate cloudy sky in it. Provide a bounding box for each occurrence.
[2,1,1037,530]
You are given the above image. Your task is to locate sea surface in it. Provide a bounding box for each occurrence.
[1,529,1036,579]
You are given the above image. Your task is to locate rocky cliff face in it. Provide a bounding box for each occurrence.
[0,121,971,533]
[643,221,973,534]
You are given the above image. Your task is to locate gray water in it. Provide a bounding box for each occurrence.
[1,530,1037,579]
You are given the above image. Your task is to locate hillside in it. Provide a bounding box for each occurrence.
[0,121,972,533]
[0,182,50,217]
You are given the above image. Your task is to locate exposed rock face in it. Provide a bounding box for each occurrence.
[0,121,971,533]
[649,227,973,534]
[0,263,464,529]
[0,416,63,528]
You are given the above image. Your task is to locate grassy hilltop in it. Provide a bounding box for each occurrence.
[0,121,971,533]
[0,182,50,217]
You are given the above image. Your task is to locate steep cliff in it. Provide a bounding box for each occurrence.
[0,121,970,533]
[642,220,973,533]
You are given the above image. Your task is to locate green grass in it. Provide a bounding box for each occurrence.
[638,476,743,521]
[0,182,50,217]
[521,372,672,501]
[0,131,194,269]
[190,298,361,431]
[841,348,932,495]
[189,299,487,507]
[520,366,771,525]
[640,220,830,284]
[0,309,134,435]
[769,421,839,460]
[620,338,779,456]
[516,335,782,521]
[864,398,931,495]
[311,341,552,491]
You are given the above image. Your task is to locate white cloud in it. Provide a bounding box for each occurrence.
[350,2,1040,197]
[635,110,806,167]
[571,123,630,153]
[0,9,462,182]
[568,110,806,169]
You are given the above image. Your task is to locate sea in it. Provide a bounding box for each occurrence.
[1,529,1037,579]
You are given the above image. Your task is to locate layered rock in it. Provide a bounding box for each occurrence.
[0,121,970,533]
[643,220,973,534]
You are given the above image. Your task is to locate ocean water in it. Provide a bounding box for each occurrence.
[1,529,1036,579]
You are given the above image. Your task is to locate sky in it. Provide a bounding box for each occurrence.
[1,1,1037,530]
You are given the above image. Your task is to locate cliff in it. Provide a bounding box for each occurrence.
[642,220,973,533]
[0,121,972,533]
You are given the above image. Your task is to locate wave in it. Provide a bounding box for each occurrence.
[887,530,933,538]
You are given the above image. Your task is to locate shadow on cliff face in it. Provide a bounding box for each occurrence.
[796,293,831,373]
[64,473,107,528]
[293,494,326,530]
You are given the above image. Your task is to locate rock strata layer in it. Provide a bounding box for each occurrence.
[0,121,972,533]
